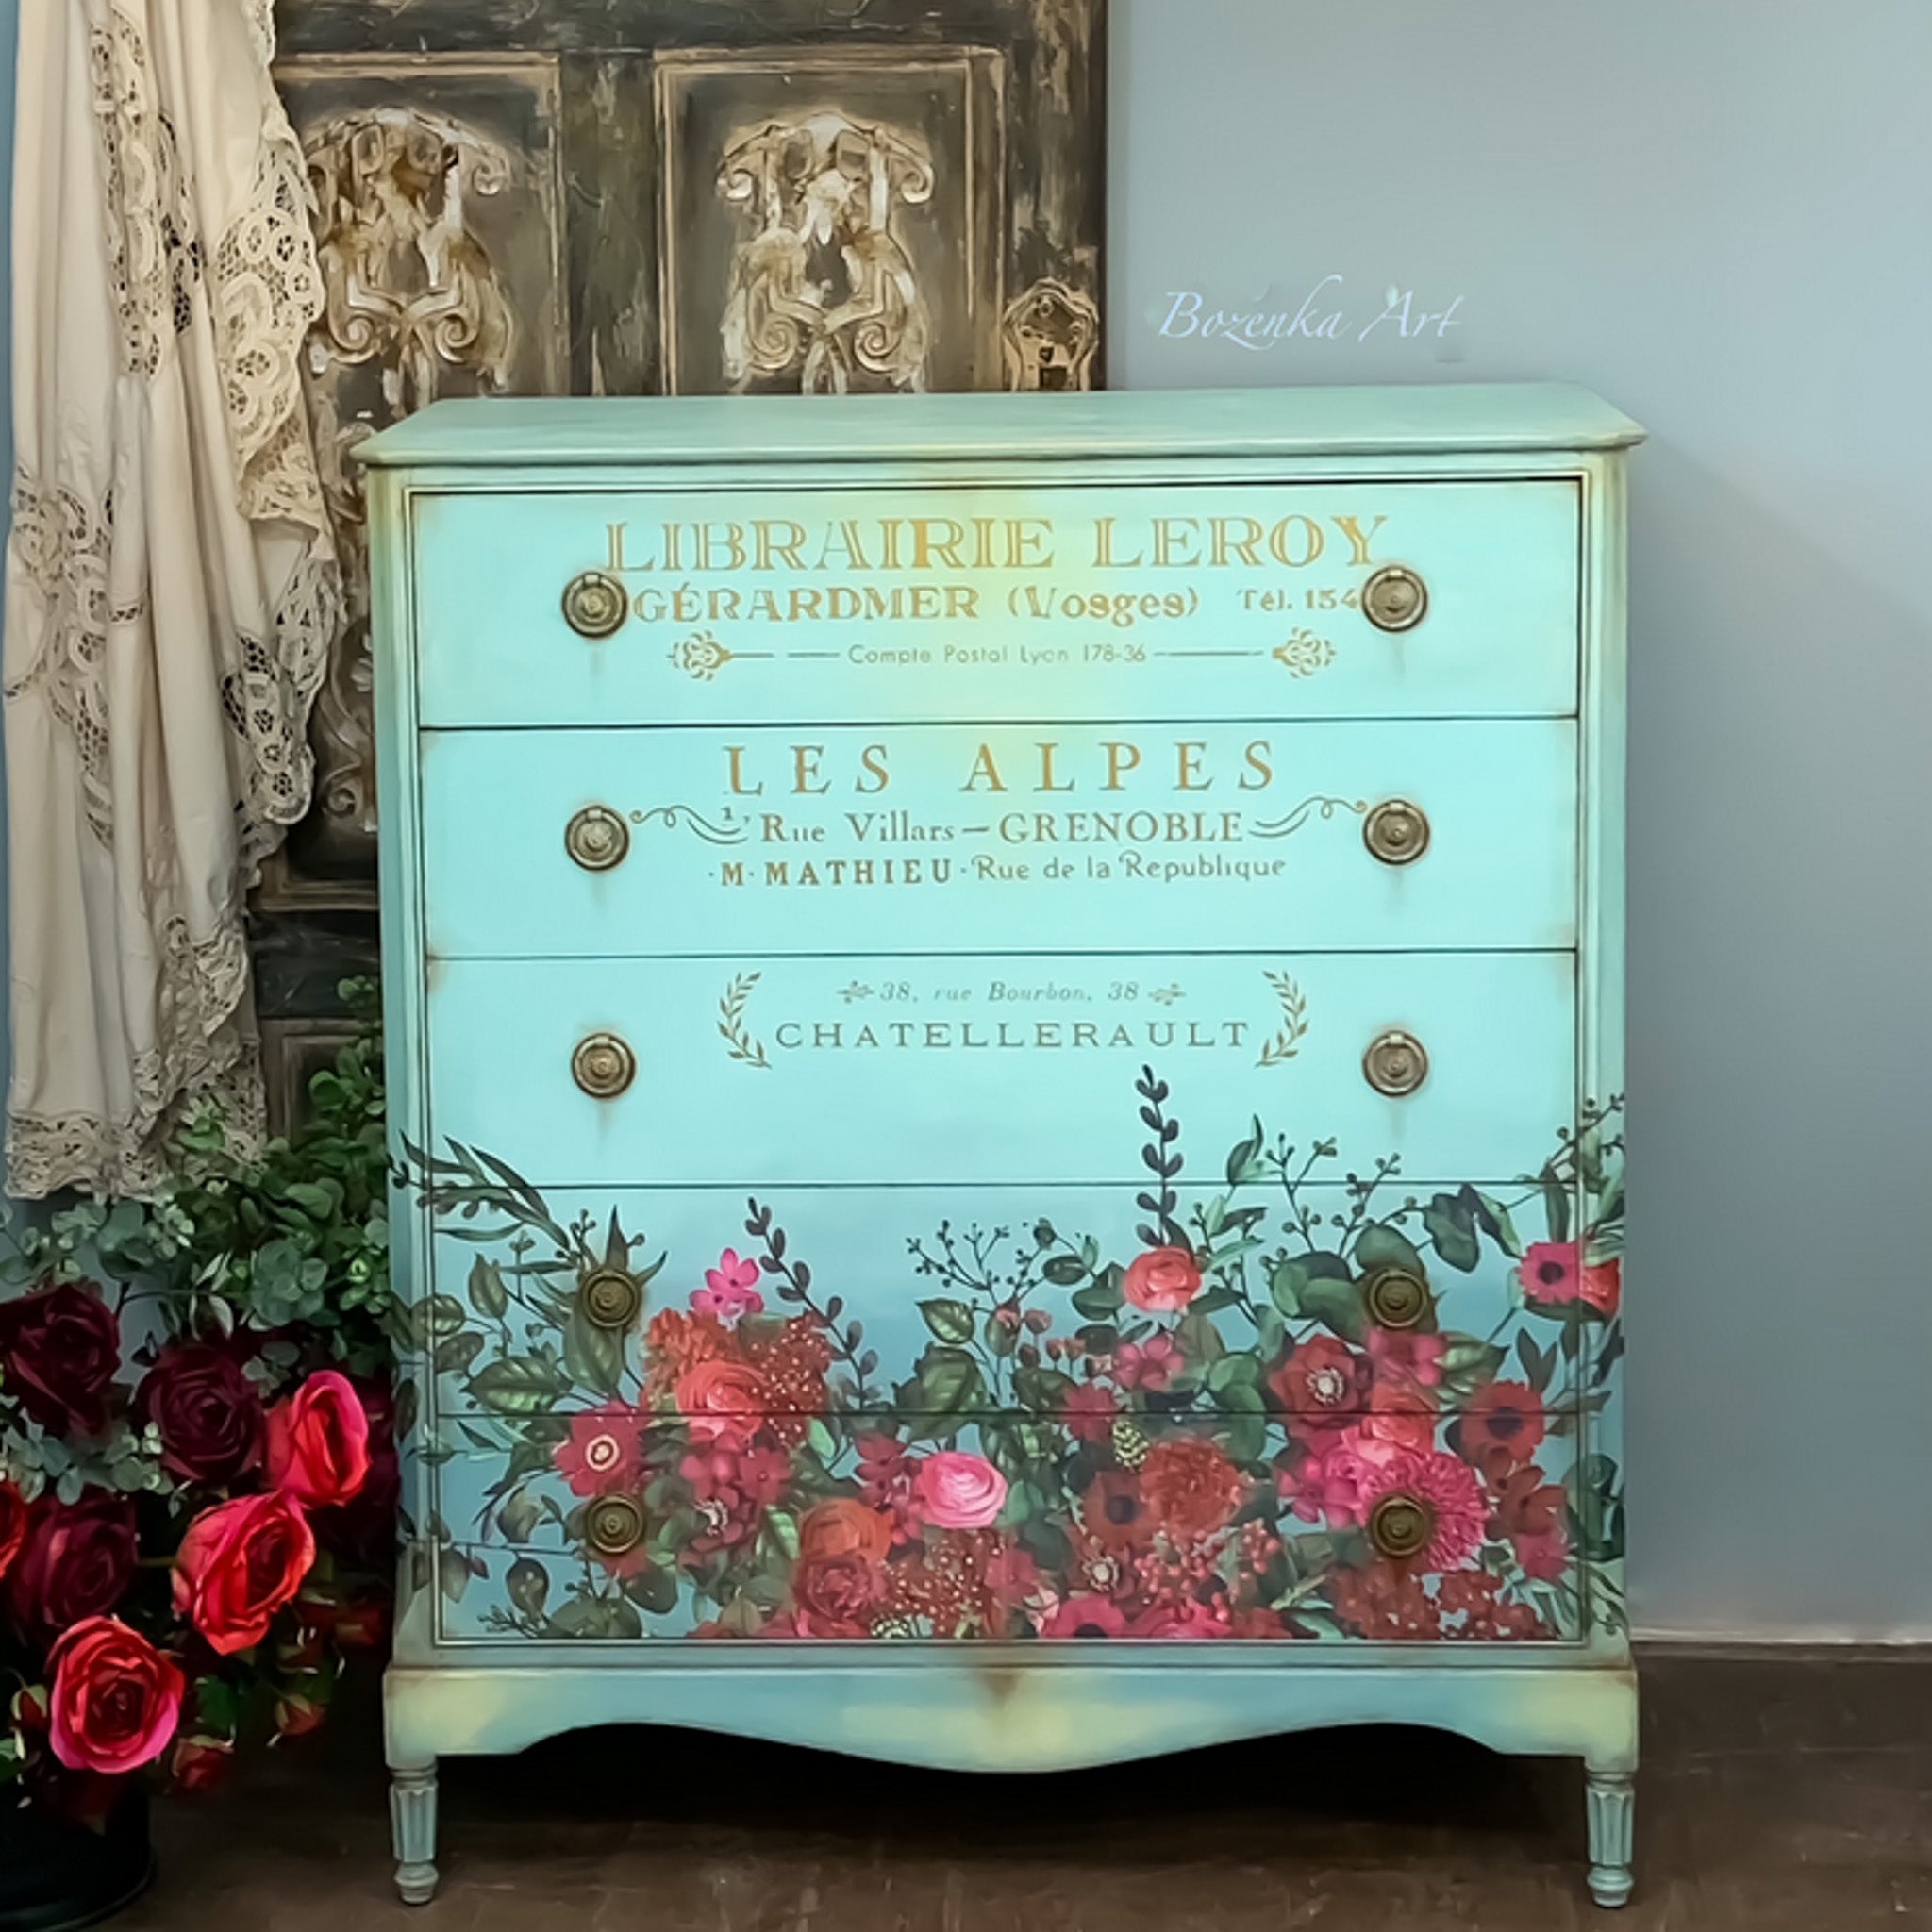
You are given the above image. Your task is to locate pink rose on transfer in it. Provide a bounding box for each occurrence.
[692,1248,765,1325]
[911,1450,1008,1530]
[1121,1245,1203,1314]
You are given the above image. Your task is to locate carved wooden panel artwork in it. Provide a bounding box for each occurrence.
[258,3,1106,1125]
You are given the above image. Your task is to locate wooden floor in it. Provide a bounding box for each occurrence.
[117,1650,1930,1929]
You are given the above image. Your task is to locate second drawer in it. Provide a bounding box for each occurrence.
[419,719,1579,958]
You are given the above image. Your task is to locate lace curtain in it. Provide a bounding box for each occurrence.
[4,1,339,1196]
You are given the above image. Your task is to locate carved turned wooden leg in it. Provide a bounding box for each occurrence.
[1585,1769,1635,1908]
[390,1763,439,1905]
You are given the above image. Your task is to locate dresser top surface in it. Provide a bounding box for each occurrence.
[358,383,1645,470]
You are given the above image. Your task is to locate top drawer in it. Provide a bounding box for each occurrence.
[409,478,1581,727]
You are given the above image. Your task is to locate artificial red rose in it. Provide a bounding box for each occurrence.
[1270,1335,1364,1425]
[138,1343,265,1487]
[173,1491,316,1656]
[791,1551,883,1636]
[311,1373,400,1567]
[1121,1246,1203,1314]
[170,1732,235,1793]
[266,1371,371,1508]
[0,1281,121,1435]
[1461,1380,1545,1474]
[0,1480,26,1581]
[798,1497,893,1567]
[674,1357,773,1441]
[1139,1436,1245,1541]
[5,1491,139,1647]
[47,1616,184,1775]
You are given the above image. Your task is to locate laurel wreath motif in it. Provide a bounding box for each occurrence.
[1257,969,1309,1068]
[718,973,772,1069]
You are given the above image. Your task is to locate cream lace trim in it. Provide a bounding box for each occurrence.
[6,1,339,1196]
[5,917,264,1201]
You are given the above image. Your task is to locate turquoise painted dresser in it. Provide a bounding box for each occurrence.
[360,383,1643,1906]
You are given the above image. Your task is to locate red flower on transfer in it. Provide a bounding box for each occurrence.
[1139,1436,1244,1541]
[174,1491,317,1656]
[674,1356,774,1441]
[554,1404,647,1497]
[1461,1380,1545,1472]
[1121,1245,1203,1314]
[1520,1241,1621,1317]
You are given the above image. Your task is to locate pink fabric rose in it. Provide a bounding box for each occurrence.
[911,1450,1008,1529]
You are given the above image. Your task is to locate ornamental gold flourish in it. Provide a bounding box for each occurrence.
[1249,795,1368,841]
[669,630,734,681]
[718,973,772,1070]
[1273,627,1336,677]
[1257,970,1309,1069]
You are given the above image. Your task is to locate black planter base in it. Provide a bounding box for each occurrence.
[0,1790,155,1932]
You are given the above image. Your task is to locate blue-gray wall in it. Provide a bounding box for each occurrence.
[1115,0,1932,1639]
[2,1,1926,1638]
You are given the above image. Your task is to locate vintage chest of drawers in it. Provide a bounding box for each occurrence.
[361,384,1642,1906]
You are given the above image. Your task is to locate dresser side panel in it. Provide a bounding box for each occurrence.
[368,465,440,1667]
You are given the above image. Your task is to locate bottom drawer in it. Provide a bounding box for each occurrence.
[415,1400,1600,1647]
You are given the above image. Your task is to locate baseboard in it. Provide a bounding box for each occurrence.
[1634,1630,1932,1654]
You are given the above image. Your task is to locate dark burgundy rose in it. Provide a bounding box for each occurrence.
[6,1490,140,1649]
[0,1282,121,1436]
[137,1344,265,1487]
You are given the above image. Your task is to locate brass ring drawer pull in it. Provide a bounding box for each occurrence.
[1362,563,1428,632]
[1363,799,1429,867]
[584,1494,645,1559]
[561,570,628,640]
[1367,1492,1434,1561]
[581,1266,643,1331]
[1364,1267,1431,1330]
[572,1032,637,1100]
[1363,1029,1429,1098]
[565,806,630,873]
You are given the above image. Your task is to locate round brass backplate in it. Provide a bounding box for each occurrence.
[1362,564,1428,632]
[572,1032,637,1100]
[1365,1267,1431,1331]
[1367,1492,1434,1561]
[1363,1029,1429,1098]
[584,1494,645,1558]
[565,806,631,873]
[561,570,629,640]
[1363,799,1430,867]
[581,1266,643,1331]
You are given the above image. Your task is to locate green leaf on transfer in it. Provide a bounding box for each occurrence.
[468,1257,510,1320]
[918,1299,976,1344]
[1423,1193,1482,1272]
[468,1356,572,1415]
